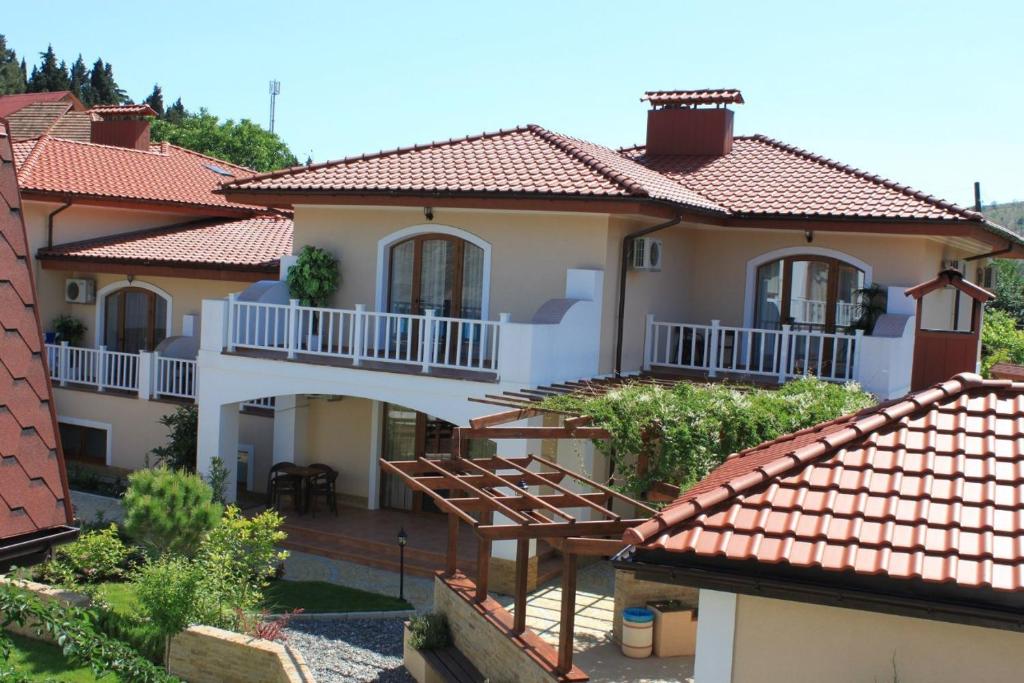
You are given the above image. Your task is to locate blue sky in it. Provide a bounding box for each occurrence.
[5,0,1022,206]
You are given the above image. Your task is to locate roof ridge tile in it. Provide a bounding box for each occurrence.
[527,126,648,197]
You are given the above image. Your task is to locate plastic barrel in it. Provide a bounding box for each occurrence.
[622,607,654,658]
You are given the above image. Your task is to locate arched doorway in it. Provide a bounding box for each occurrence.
[753,255,865,333]
[387,233,485,319]
[102,286,169,352]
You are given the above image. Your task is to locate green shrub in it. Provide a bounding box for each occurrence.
[150,404,198,471]
[122,468,222,556]
[39,524,129,585]
[206,456,230,505]
[52,314,87,347]
[981,308,1024,376]
[542,377,875,492]
[133,555,202,664]
[407,613,451,650]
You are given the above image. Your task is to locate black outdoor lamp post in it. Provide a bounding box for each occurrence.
[397,527,408,601]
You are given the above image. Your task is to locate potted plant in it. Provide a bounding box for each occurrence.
[52,314,87,347]
[286,245,340,352]
[850,284,887,334]
[403,613,451,682]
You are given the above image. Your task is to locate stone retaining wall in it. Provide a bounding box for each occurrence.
[169,624,314,683]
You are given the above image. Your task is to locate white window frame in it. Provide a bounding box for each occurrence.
[374,224,492,320]
[57,415,113,467]
[743,246,873,328]
[94,280,174,347]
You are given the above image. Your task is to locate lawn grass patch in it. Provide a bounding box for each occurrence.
[1,632,116,682]
[262,580,412,613]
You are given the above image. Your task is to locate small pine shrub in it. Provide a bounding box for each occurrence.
[407,612,451,651]
[122,467,222,556]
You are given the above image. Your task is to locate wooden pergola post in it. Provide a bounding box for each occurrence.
[446,513,458,577]
[513,538,530,634]
[557,552,578,675]
[475,509,492,602]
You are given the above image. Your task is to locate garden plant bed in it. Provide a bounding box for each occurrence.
[1,632,116,682]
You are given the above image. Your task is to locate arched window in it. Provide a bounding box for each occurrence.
[102,287,168,352]
[388,234,485,319]
[754,255,865,332]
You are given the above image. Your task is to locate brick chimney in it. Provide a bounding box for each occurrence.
[89,104,158,151]
[643,89,743,156]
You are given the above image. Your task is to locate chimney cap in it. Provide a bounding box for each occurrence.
[642,89,744,108]
[89,104,159,118]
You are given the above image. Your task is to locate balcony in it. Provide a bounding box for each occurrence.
[642,313,916,399]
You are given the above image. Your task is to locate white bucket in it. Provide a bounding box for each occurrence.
[622,607,654,658]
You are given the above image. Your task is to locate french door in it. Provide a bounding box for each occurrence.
[103,287,167,353]
[755,256,864,333]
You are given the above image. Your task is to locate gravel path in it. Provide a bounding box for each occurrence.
[284,618,413,683]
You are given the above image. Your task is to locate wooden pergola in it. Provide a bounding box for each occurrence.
[379,401,658,676]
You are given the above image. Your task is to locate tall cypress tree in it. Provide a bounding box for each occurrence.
[163,97,187,124]
[0,35,27,94]
[28,45,69,92]
[143,84,165,117]
[68,55,89,103]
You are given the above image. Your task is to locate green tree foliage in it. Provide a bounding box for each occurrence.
[0,35,27,94]
[150,404,198,471]
[122,468,222,556]
[151,109,298,172]
[0,582,176,682]
[86,58,127,105]
[989,259,1024,324]
[286,245,340,307]
[143,84,165,117]
[542,378,876,493]
[27,45,69,93]
[980,308,1024,376]
[68,55,89,103]
[38,524,130,585]
[163,97,186,124]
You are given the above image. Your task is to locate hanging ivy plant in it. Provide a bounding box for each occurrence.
[286,245,340,308]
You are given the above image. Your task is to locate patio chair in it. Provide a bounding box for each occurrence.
[307,464,338,517]
[267,462,301,512]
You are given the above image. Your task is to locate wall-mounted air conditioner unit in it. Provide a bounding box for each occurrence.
[631,237,663,271]
[65,278,95,304]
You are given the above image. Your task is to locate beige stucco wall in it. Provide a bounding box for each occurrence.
[299,396,374,505]
[53,388,272,478]
[732,594,1024,683]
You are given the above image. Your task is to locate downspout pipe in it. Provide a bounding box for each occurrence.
[47,201,72,248]
[964,238,1014,262]
[614,211,683,376]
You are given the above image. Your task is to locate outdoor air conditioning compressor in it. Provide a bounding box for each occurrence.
[64,278,95,304]
[631,237,663,271]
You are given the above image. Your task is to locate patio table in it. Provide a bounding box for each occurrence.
[277,464,323,514]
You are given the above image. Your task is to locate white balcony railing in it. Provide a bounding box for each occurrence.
[154,356,197,399]
[226,296,502,374]
[643,316,862,383]
[46,343,141,392]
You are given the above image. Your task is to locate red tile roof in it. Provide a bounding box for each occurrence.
[222,125,723,212]
[0,91,81,120]
[622,135,983,221]
[0,122,73,539]
[4,102,78,141]
[642,89,745,107]
[38,214,293,272]
[12,135,262,214]
[223,123,996,227]
[624,373,1024,593]
[89,104,158,117]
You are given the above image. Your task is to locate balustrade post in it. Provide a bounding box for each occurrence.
[643,313,655,371]
[226,292,237,352]
[421,309,436,374]
[708,319,721,378]
[97,345,107,392]
[496,313,511,381]
[138,351,154,400]
[59,341,69,387]
[352,304,366,366]
[287,299,299,359]
[778,324,792,384]
[853,329,865,382]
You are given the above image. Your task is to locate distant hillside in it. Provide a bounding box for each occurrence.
[984,201,1024,235]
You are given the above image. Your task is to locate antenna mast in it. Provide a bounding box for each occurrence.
[268,79,281,133]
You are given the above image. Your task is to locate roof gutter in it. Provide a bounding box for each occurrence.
[965,237,1015,262]
[46,200,72,248]
[614,209,683,376]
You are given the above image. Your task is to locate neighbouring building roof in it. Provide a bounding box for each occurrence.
[624,373,1024,595]
[38,214,293,274]
[221,123,1001,229]
[0,91,82,120]
[0,122,75,549]
[12,135,263,215]
[642,89,745,106]
[89,104,158,117]
[3,102,89,142]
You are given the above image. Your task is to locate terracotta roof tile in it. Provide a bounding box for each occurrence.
[12,135,262,213]
[89,104,157,117]
[38,214,293,271]
[626,374,1024,593]
[222,125,724,213]
[642,89,745,106]
[4,102,74,141]
[0,122,72,538]
[0,92,80,120]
